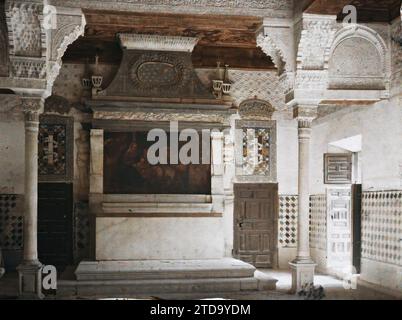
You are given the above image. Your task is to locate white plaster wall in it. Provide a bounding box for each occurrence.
[277,118,298,195]
[96,217,225,260]
[0,120,25,194]
[311,98,402,194]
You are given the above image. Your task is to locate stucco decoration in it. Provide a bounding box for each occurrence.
[239,98,275,120]
[297,14,337,71]
[6,1,43,57]
[328,25,388,90]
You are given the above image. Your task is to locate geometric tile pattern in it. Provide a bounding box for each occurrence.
[0,194,23,250]
[73,201,90,262]
[309,194,327,251]
[362,191,402,266]
[279,195,298,248]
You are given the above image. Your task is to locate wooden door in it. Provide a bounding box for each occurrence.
[38,183,73,268]
[351,184,362,273]
[234,183,278,268]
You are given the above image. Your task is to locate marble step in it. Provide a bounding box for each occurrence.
[75,259,256,281]
[102,202,214,214]
[58,276,277,298]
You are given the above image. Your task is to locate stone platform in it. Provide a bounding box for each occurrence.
[58,258,277,298]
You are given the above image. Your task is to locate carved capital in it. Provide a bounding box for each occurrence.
[293,104,317,122]
[294,104,316,138]
[22,97,43,124]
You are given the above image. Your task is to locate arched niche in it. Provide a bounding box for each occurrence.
[328,25,388,90]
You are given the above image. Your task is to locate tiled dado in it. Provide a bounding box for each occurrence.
[0,194,23,250]
[279,195,298,248]
[362,191,402,266]
[309,194,327,251]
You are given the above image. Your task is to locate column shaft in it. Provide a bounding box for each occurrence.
[23,111,40,263]
[297,121,312,261]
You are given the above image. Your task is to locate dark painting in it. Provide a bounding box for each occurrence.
[103,132,211,194]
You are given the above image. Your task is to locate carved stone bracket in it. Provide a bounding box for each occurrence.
[257,31,286,75]
[46,7,86,97]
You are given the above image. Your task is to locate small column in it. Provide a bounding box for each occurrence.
[17,97,44,299]
[88,129,104,259]
[289,105,317,293]
[211,130,224,214]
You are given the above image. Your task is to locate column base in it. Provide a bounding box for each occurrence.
[289,259,316,294]
[17,260,44,299]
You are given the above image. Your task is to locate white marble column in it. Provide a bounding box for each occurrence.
[289,105,317,293]
[17,97,44,299]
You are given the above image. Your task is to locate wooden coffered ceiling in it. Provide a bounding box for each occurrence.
[305,0,401,22]
[62,10,276,70]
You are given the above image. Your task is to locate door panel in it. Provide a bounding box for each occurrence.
[234,183,278,268]
[326,187,352,271]
[38,183,73,268]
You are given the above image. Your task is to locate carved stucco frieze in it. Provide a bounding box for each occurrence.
[10,56,46,79]
[93,110,228,124]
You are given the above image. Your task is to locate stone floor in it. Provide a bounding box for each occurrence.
[0,269,399,300]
